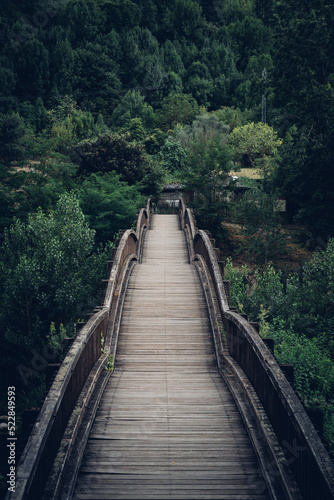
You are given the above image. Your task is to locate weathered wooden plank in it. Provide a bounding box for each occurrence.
[72,215,268,500]
[75,494,268,500]
[84,449,257,458]
[76,472,265,482]
[75,479,266,487]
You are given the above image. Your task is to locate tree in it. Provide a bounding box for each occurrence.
[14,38,50,98]
[201,41,240,108]
[181,135,233,234]
[47,96,96,151]
[49,37,75,96]
[126,118,146,142]
[18,98,48,133]
[0,171,14,230]
[103,0,142,31]
[157,138,188,172]
[210,0,254,24]
[228,122,282,177]
[234,188,287,265]
[11,156,79,221]
[273,1,334,116]
[73,43,122,114]
[174,112,230,151]
[119,26,161,92]
[58,0,106,43]
[139,54,166,100]
[0,193,105,365]
[143,128,167,155]
[104,30,122,62]
[162,40,185,76]
[0,56,16,114]
[254,0,275,24]
[121,29,145,87]
[72,131,153,186]
[215,106,249,131]
[283,239,334,341]
[132,0,158,33]
[227,16,272,71]
[112,90,156,129]
[271,0,334,237]
[234,53,274,115]
[174,112,233,229]
[78,172,145,245]
[173,0,205,39]
[156,0,204,40]
[185,75,213,107]
[156,92,199,131]
[0,113,26,163]
[162,71,184,96]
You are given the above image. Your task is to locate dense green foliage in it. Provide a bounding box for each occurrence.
[177,115,233,233]
[233,188,287,264]
[225,246,334,456]
[77,172,145,245]
[1,0,334,478]
[1,0,333,235]
[228,121,282,177]
[0,194,110,383]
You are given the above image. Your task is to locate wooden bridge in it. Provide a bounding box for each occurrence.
[7,201,334,500]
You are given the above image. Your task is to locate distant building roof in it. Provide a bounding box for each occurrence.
[163,183,185,191]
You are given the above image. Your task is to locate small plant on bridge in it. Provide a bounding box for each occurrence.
[100,332,114,371]
[100,331,106,353]
[104,354,114,371]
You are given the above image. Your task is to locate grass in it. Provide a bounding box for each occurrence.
[230,167,262,179]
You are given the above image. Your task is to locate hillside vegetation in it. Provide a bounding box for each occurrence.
[1,0,334,480]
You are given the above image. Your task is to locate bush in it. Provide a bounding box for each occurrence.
[0,193,107,364]
[226,257,334,457]
[0,113,26,163]
[224,258,285,321]
[268,319,334,457]
[234,188,287,265]
[71,131,152,184]
[284,239,334,341]
[78,172,145,245]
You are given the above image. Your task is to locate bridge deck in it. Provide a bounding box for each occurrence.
[73,215,269,499]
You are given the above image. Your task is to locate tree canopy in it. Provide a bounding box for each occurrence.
[1,0,334,475]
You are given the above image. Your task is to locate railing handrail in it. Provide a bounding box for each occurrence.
[103,229,138,310]
[179,201,334,500]
[8,200,151,500]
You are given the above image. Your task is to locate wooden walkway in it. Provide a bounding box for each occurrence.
[73,215,269,500]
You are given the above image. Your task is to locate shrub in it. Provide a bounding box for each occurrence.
[0,193,106,362]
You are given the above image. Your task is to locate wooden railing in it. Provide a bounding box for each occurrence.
[179,198,334,500]
[8,200,152,500]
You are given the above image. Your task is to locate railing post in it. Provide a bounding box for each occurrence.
[280,363,294,385]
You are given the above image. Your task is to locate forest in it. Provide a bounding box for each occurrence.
[1,0,334,484]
